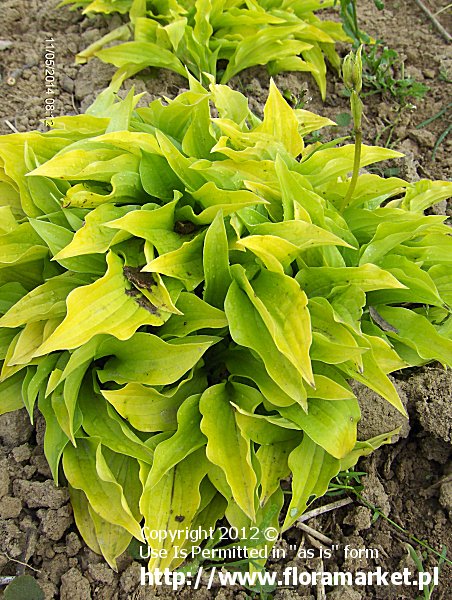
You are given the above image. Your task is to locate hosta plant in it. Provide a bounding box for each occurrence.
[60,0,348,98]
[0,79,451,572]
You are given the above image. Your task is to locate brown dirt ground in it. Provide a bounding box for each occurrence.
[0,0,451,598]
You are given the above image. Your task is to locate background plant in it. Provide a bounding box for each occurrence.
[60,0,349,98]
[0,78,451,572]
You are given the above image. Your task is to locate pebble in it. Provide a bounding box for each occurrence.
[60,74,75,94]
[423,68,436,79]
[0,495,22,519]
[12,443,32,463]
[0,466,10,498]
[0,40,13,51]
[13,479,69,509]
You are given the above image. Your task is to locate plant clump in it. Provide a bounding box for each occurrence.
[0,79,451,571]
[60,0,349,98]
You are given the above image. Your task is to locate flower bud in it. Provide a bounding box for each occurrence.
[342,53,354,90]
[342,46,363,93]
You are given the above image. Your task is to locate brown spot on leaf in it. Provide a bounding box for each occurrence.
[123,266,157,290]
[174,221,196,235]
[136,295,160,315]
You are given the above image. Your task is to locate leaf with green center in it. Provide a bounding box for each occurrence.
[159,292,227,338]
[141,447,209,570]
[97,333,219,385]
[139,150,184,199]
[96,41,187,77]
[29,219,106,274]
[255,80,304,157]
[257,439,299,507]
[54,204,133,259]
[368,255,445,308]
[29,147,139,182]
[0,371,24,415]
[63,437,143,541]
[221,27,313,83]
[250,220,352,251]
[38,390,71,483]
[203,210,232,309]
[225,280,308,409]
[340,337,407,417]
[147,394,207,487]
[340,429,401,471]
[233,405,301,445]
[283,435,340,530]
[101,369,206,432]
[200,383,258,520]
[429,265,452,307]
[64,171,146,209]
[278,397,360,459]
[0,273,92,328]
[297,145,403,187]
[106,199,183,254]
[297,264,406,298]
[309,298,365,369]
[156,130,206,191]
[226,347,297,408]
[88,448,142,570]
[33,252,167,356]
[142,231,206,290]
[232,265,314,387]
[0,223,48,269]
[69,486,102,556]
[375,306,452,366]
[328,284,366,333]
[79,389,155,463]
[359,215,448,265]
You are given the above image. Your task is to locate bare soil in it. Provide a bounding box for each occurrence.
[0,0,451,598]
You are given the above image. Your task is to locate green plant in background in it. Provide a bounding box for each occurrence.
[337,0,384,47]
[361,42,429,102]
[60,0,349,98]
[0,74,451,572]
[59,0,134,13]
[338,0,429,148]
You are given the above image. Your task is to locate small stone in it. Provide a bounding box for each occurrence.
[22,465,37,479]
[0,465,10,498]
[343,506,372,533]
[409,128,436,149]
[38,505,73,541]
[0,40,13,51]
[439,481,452,514]
[60,74,74,94]
[0,520,25,558]
[327,586,362,600]
[66,532,82,557]
[0,409,33,446]
[60,568,92,600]
[12,443,32,463]
[46,547,56,559]
[36,580,57,600]
[423,68,435,79]
[13,479,69,509]
[120,562,142,594]
[0,495,22,519]
[430,200,448,217]
[88,563,115,585]
[30,454,52,479]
